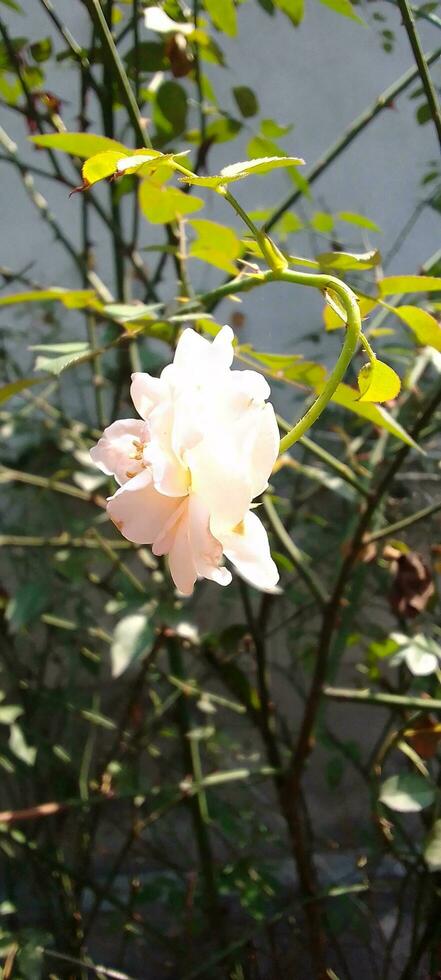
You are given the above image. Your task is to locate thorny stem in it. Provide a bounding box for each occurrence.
[189,263,362,453]
[396,0,441,151]
[84,0,151,149]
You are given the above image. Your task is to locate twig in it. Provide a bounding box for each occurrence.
[41,950,138,980]
[0,465,106,505]
[323,688,441,710]
[366,497,441,543]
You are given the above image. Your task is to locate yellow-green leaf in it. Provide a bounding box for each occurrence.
[82,151,124,186]
[337,211,381,233]
[237,347,327,388]
[139,179,204,223]
[188,219,241,273]
[204,0,237,36]
[0,378,43,405]
[29,132,128,158]
[379,275,441,297]
[275,0,305,26]
[180,155,305,188]
[357,358,401,403]
[0,288,99,310]
[317,0,365,23]
[389,305,441,351]
[318,249,381,271]
[330,383,417,447]
[323,294,378,331]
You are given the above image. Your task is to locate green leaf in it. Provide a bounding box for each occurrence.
[388,305,441,351]
[30,37,52,62]
[139,178,204,223]
[379,773,435,812]
[188,219,242,273]
[311,211,334,234]
[0,378,43,405]
[154,80,188,139]
[125,41,168,71]
[239,347,327,388]
[317,0,365,23]
[0,0,22,10]
[330,383,417,447]
[232,86,259,118]
[246,134,286,160]
[8,725,37,766]
[180,155,304,187]
[357,357,401,403]
[261,119,293,138]
[80,709,116,730]
[202,116,242,143]
[274,0,305,25]
[6,582,49,631]
[337,211,381,232]
[0,705,23,725]
[29,132,128,158]
[31,342,92,375]
[110,613,154,678]
[379,275,441,296]
[318,249,381,271]
[424,819,441,870]
[204,0,237,36]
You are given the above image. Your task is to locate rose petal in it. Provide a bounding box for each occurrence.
[130,372,167,420]
[146,402,190,496]
[219,510,279,592]
[107,469,183,544]
[168,508,198,595]
[187,434,252,531]
[90,419,148,485]
[188,495,232,587]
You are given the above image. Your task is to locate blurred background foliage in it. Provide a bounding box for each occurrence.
[1,0,441,978]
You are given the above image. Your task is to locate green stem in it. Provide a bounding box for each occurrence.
[263,497,329,607]
[324,687,441,711]
[277,270,361,451]
[396,0,441,151]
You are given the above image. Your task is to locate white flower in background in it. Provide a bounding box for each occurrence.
[390,632,441,676]
[90,326,280,595]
